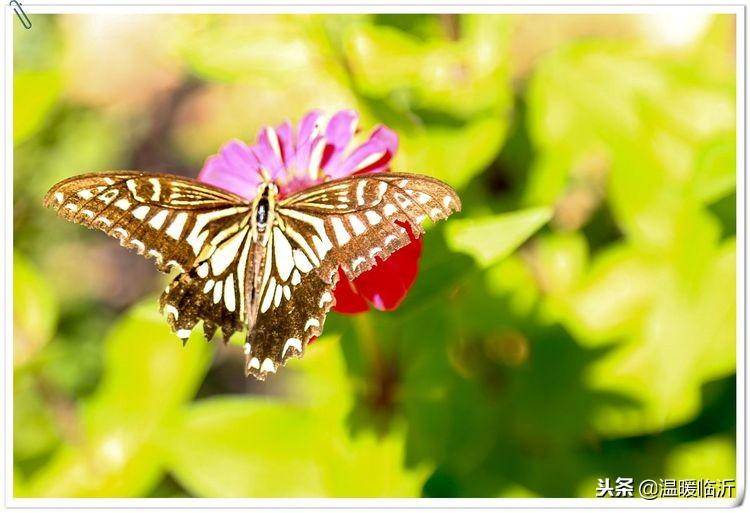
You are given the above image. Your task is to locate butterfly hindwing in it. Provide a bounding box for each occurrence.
[159,223,253,344]
[244,261,338,378]
[44,172,251,273]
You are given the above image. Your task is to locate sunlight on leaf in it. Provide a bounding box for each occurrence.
[583,237,735,436]
[162,336,429,497]
[396,116,510,189]
[345,15,511,118]
[162,398,327,497]
[554,244,657,346]
[13,252,58,367]
[665,436,735,480]
[14,70,61,144]
[526,40,735,248]
[445,207,552,267]
[21,300,212,497]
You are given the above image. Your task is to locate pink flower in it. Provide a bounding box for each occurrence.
[198,110,423,313]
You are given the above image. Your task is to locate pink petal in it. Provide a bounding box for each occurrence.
[198,139,263,200]
[251,126,286,180]
[324,109,357,149]
[297,109,324,146]
[321,110,358,173]
[330,125,398,178]
[290,134,326,190]
[275,120,294,167]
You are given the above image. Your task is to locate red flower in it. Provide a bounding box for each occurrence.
[198,110,422,313]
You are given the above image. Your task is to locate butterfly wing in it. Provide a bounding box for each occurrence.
[159,223,254,344]
[279,172,461,280]
[45,172,254,344]
[43,172,251,273]
[243,172,460,379]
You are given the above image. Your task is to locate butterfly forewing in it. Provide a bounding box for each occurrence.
[279,172,460,280]
[243,172,461,379]
[44,172,251,273]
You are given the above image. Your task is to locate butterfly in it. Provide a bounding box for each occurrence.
[44,171,461,379]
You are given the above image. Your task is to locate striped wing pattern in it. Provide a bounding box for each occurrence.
[43,172,250,272]
[159,223,253,344]
[44,172,252,343]
[244,172,461,379]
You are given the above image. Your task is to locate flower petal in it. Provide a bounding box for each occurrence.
[321,110,358,169]
[275,120,294,167]
[352,234,423,311]
[197,139,263,200]
[326,110,358,148]
[251,126,286,180]
[332,223,423,313]
[332,268,370,314]
[330,125,399,179]
[297,109,324,146]
[285,134,327,196]
[199,112,420,317]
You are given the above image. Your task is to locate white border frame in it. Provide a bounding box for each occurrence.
[2,1,745,510]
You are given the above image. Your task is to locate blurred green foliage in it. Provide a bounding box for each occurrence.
[13,13,736,498]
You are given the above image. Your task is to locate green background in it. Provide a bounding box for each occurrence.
[13,13,736,498]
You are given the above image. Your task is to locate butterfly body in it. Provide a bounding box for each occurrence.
[44,171,460,379]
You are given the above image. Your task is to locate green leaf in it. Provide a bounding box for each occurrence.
[13,375,62,463]
[665,436,735,481]
[13,252,58,367]
[523,38,736,438]
[445,207,552,267]
[177,16,329,84]
[22,300,212,497]
[343,15,513,190]
[528,232,589,297]
[344,16,511,118]
[525,42,735,248]
[573,230,736,436]
[82,301,212,433]
[14,70,61,145]
[395,115,510,190]
[16,110,126,204]
[162,398,327,497]
[551,244,657,346]
[162,336,429,497]
[693,132,736,204]
[485,255,540,318]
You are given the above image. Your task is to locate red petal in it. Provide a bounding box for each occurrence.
[331,223,423,313]
[332,268,370,314]
[353,236,422,311]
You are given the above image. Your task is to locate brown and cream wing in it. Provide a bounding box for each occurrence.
[160,223,254,345]
[243,261,337,380]
[241,211,338,379]
[278,172,461,281]
[43,172,251,273]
